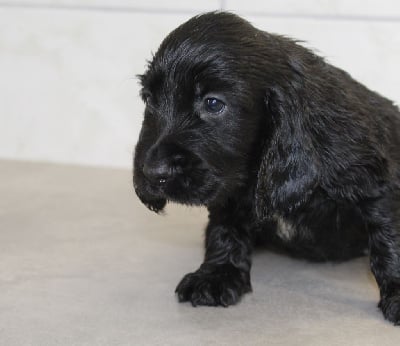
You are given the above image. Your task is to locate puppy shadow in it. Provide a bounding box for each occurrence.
[251,249,380,320]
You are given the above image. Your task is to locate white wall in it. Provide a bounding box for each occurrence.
[1,1,399,168]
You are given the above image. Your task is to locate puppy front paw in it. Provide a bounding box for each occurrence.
[175,263,251,307]
[379,293,400,325]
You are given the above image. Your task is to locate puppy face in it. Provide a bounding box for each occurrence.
[134,14,269,212]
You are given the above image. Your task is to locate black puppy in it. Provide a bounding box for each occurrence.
[133,12,400,324]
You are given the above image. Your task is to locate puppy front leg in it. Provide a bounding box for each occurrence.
[175,207,253,306]
[365,197,400,324]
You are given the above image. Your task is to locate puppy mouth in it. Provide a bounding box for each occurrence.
[143,167,219,206]
[134,147,222,209]
[144,180,167,197]
[146,172,194,197]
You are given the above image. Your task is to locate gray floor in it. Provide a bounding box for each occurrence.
[1,160,400,345]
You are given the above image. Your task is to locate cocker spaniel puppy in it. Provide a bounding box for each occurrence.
[133,12,400,324]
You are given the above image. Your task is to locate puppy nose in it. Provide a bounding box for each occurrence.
[143,161,171,184]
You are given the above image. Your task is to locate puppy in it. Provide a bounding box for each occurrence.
[133,12,400,324]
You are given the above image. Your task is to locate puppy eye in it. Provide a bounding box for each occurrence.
[205,98,225,114]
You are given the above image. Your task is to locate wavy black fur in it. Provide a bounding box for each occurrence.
[133,12,400,324]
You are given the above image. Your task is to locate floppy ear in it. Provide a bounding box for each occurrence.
[254,86,319,220]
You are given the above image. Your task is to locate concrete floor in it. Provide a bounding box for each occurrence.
[1,160,400,345]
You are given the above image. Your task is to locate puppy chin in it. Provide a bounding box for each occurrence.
[139,178,220,211]
[134,181,167,213]
[143,197,167,213]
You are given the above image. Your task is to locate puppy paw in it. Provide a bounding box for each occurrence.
[175,263,251,307]
[379,294,400,325]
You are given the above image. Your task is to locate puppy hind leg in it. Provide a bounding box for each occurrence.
[175,206,253,307]
[364,196,400,325]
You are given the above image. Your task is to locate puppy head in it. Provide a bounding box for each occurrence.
[134,12,275,212]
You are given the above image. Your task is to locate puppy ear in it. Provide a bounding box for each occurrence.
[255,86,318,220]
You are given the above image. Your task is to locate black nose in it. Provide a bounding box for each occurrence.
[142,161,171,184]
